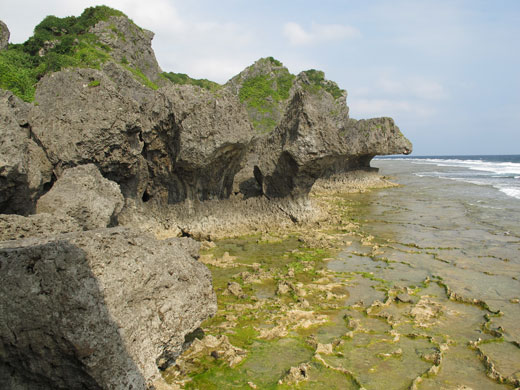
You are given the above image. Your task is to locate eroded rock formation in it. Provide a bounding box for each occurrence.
[240,74,412,200]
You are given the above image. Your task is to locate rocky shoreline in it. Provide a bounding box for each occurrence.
[162,182,519,389]
[0,7,412,389]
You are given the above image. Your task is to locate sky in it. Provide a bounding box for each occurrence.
[1,0,519,156]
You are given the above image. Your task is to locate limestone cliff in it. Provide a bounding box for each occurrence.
[227,59,411,201]
[0,8,411,214]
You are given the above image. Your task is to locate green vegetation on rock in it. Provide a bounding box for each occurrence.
[0,6,125,101]
[302,69,345,100]
[236,58,295,133]
[87,79,100,87]
[123,63,158,90]
[0,50,36,101]
[162,71,221,91]
[238,72,294,111]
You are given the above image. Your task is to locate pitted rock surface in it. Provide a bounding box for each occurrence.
[0,228,217,390]
[0,90,53,214]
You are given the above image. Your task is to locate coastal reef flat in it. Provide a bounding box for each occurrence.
[163,160,520,390]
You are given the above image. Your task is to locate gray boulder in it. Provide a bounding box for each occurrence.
[0,20,8,51]
[0,227,217,389]
[0,90,53,214]
[36,164,124,230]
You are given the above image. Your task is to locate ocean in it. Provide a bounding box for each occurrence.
[376,154,520,200]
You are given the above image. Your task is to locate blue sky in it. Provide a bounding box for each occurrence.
[1,0,519,155]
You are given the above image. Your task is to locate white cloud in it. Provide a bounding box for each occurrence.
[283,22,360,46]
[349,98,436,119]
[179,57,249,82]
[378,76,447,100]
[106,0,184,31]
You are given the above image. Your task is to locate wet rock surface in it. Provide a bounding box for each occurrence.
[0,228,216,390]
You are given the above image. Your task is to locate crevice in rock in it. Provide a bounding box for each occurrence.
[141,189,151,203]
[41,172,57,195]
[26,123,52,170]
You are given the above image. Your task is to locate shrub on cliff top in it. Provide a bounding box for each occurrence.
[238,71,295,111]
[162,72,221,92]
[0,6,124,102]
[302,69,345,100]
[24,6,125,55]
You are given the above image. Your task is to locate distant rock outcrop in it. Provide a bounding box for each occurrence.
[0,20,8,51]
[0,228,217,389]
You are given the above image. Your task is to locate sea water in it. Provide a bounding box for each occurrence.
[377,155,520,200]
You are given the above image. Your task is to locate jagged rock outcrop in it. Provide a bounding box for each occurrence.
[0,20,9,51]
[2,9,411,215]
[158,86,253,203]
[28,66,252,206]
[90,15,162,83]
[36,164,124,230]
[0,227,217,389]
[225,60,410,201]
[0,90,53,214]
[253,86,412,200]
